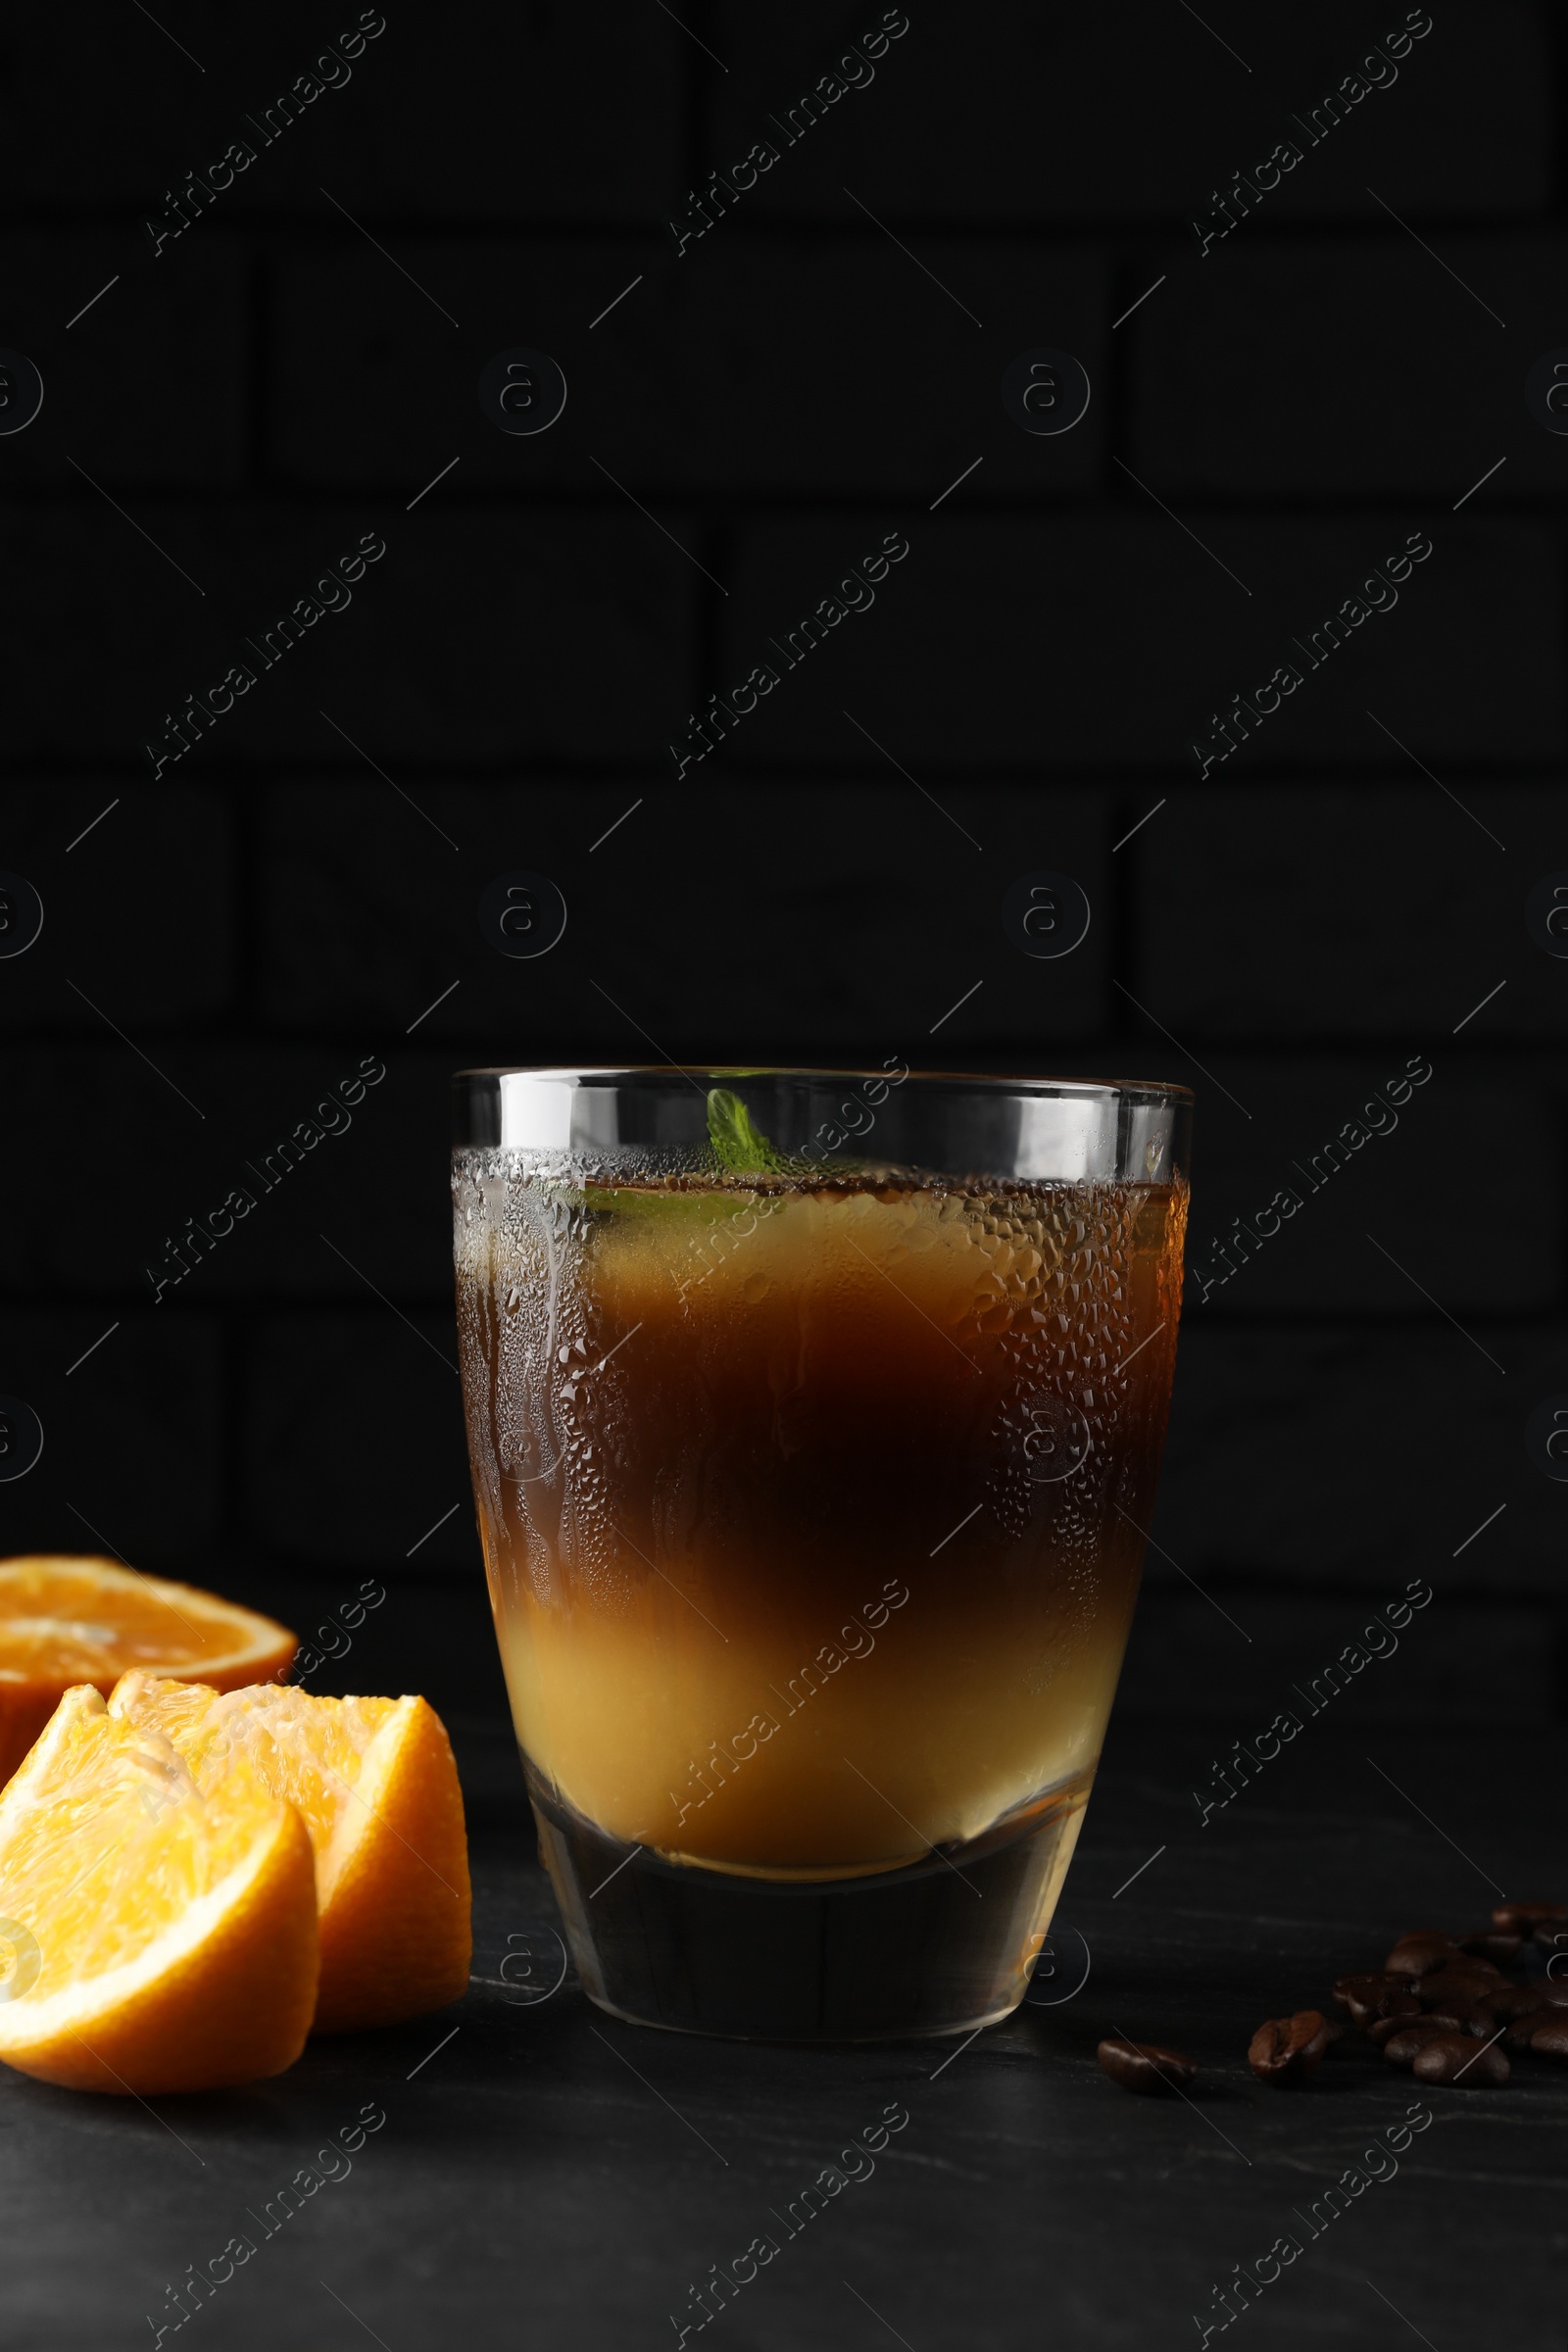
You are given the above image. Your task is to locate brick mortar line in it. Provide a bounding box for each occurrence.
[6,1038,1565,1060]
[7,1030,1565,1053]
[12,760,1566,784]
[13,488,1568,512]
[9,212,1568,238]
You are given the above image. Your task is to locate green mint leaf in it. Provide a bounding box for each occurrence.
[706,1089,801,1174]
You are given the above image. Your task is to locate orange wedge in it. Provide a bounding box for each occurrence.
[0,1555,296,1789]
[111,1674,471,2034]
[0,1685,318,2093]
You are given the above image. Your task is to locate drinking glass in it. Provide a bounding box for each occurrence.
[453,1066,1191,2040]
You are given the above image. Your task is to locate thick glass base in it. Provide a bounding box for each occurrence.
[529,1762,1093,2042]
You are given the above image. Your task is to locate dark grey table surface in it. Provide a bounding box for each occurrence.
[8,1715,1560,2351]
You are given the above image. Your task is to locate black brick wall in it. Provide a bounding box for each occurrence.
[2,0,1563,1733]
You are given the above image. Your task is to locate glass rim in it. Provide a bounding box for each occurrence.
[452,1064,1194,1103]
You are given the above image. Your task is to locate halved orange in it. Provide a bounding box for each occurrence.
[0,1685,318,2093]
[0,1556,296,1789]
[111,1674,471,2034]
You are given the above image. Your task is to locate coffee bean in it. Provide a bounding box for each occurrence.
[1418,1966,1503,2009]
[1385,1951,1437,1979]
[1497,1980,1568,2015]
[1411,2033,1509,2087]
[1449,1953,1505,1983]
[1492,1901,1568,1936]
[1334,1971,1416,2028]
[1534,1928,1568,1960]
[1366,1995,1424,2044]
[1098,2038,1198,2096]
[1529,2018,1568,2060]
[1419,2005,1494,2039]
[1419,1994,1494,2032]
[1383,2021,1457,2067]
[1249,2009,1334,2085]
[1494,1981,1568,2020]
[1457,1931,1524,1965]
[1502,2013,1547,2051]
[1385,1932,1458,1977]
[1491,1983,1550,2019]
[1335,1969,1407,2000]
